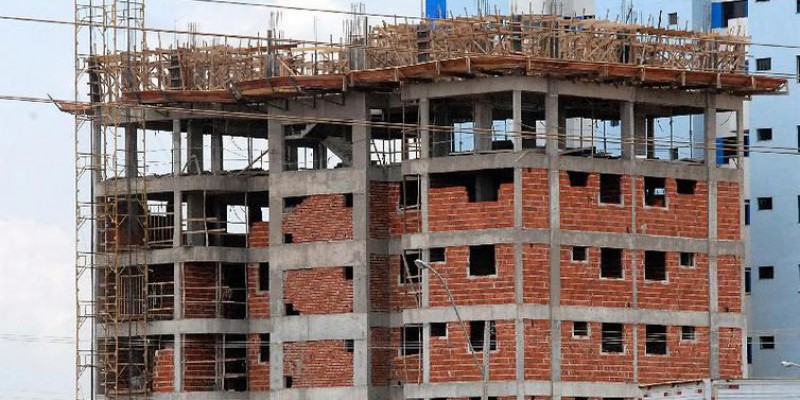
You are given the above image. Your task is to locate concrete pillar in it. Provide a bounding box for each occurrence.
[620,102,635,160]
[187,121,203,174]
[512,90,523,152]
[419,97,430,159]
[92,121,103,184]
[705,94,720,379]
[634,110,647,158]
[646,117,656,159]
[736,108,745,167]
[350,94,371,388]
[210,122,223,173]
[172,120,183,247]
[545,80,562,399]
[474,100,493,152]
[172,119,182,176]
[173,333,182,392]
[267,118,285,390]
[125,123,138,178]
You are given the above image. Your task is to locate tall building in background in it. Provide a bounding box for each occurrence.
[746,0,800,378]
[69,1,784,400]
[596,0,800,379]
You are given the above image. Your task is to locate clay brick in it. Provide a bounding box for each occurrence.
[559,172,631,234]
[718,255,743,313]
[283,340,354,387]
[522,169,550,229]
[637,252,710,312]
[282,194,353,243]
[717,182,741,241]
[283,267,353,315]
[636,177,708,238]
[637,325,710,384]
[560,247,633,308]
[152,348,175,393]
[429,176,514,232]
[429,320,516,383]
[247,263,269,318]
[561,322,634,382]
[247,334,269,391]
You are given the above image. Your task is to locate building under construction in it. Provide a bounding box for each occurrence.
[67,1,786,399]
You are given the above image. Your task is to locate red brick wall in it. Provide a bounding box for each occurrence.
[638,252,709,312]
[560,172,632,233]
[636,178,708,238]
[524,319,551,380]
[283,267,353,315]
[429,179,514,232]
[429,245,515,307]
[283,340,354,387]
[247,264,269,318]
[183,334,217,391]
[561,322,634,382]
[637,326,710,384]
[371,328,393,386]
[718,255,742,313]
[719,327,743,378]
[247,334,269,391]
[249,221,269,247]
[370,182,420,238]
[560,247,633,308]
[429,320,516,382]
[523,244,550,304]
[522,169,550,229]
[282,194,353,243]
[717,182,741,241]
[183,263,217,318]
[370,254,421,312]
[152,348,174,393]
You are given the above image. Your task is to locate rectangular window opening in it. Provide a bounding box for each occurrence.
[400,250,422,284]
[400,178,421,209]
[572,246,588,262]
[469,320,497,352]
[645,325,668,355]
[757,197,773,210]
[676,179,697,195]
[431,322,447,337]
[429,247,446,263]
[600,174,622,204]
[344,339,354,353]
[285,303,300,316]
[568,171,589,187]
[469,245,497,276]
[759,265,774,280]
[402,325,423,356]
[573,321,589,338]
[344,266,354,280]
[259,333,270,363]
[258,263,270,291]
[745,267,752,294]
[284,376,293,388]
[343,193,354,208]
[745,199,751,225]
[644,177,667,207]
[600,248,623,279]
[644,251,667,281]
[756,58,772,72]
[680,252,695,268]
[601,323,624,353]
[681,326,696,342]
[283,196,306,209]
[760,335,775,350]
[468,171,513,202]
[757,128,773,141]
[668,12,678,25]
[747,337,753,364]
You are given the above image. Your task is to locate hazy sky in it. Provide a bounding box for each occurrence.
[0,1,502,399]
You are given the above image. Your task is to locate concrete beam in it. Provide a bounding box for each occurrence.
[270,241,366,270]
[271,169,364,197]
[271,314,368,342]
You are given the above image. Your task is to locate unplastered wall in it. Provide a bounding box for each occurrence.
[282,194,353,243]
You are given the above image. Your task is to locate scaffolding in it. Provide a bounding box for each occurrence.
[75,0,152,399]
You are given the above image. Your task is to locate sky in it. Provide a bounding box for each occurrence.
[0,1,493,399]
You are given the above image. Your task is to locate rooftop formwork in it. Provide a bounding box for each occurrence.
[68,2,785,400]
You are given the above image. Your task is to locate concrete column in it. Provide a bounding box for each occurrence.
[186,121,203,174]
[419,97,431,159]
[736,108,745,167]
[512,90,523,152]
[545,80,562,400]
[705,94,720,378]
[210,122,223,173]
[350,95,371,388]
[634,110,647,158]
[646,117,656,159]
[474,100,493,152]
[267,118,285,390]
[125,123,138,178]
[173,333,182,392]
[172,120,182,247]
[620,102,635,160]
[514,165,525,399]
[172,119,182,176]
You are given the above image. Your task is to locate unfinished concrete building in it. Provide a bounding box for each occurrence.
[69,1,786,400]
